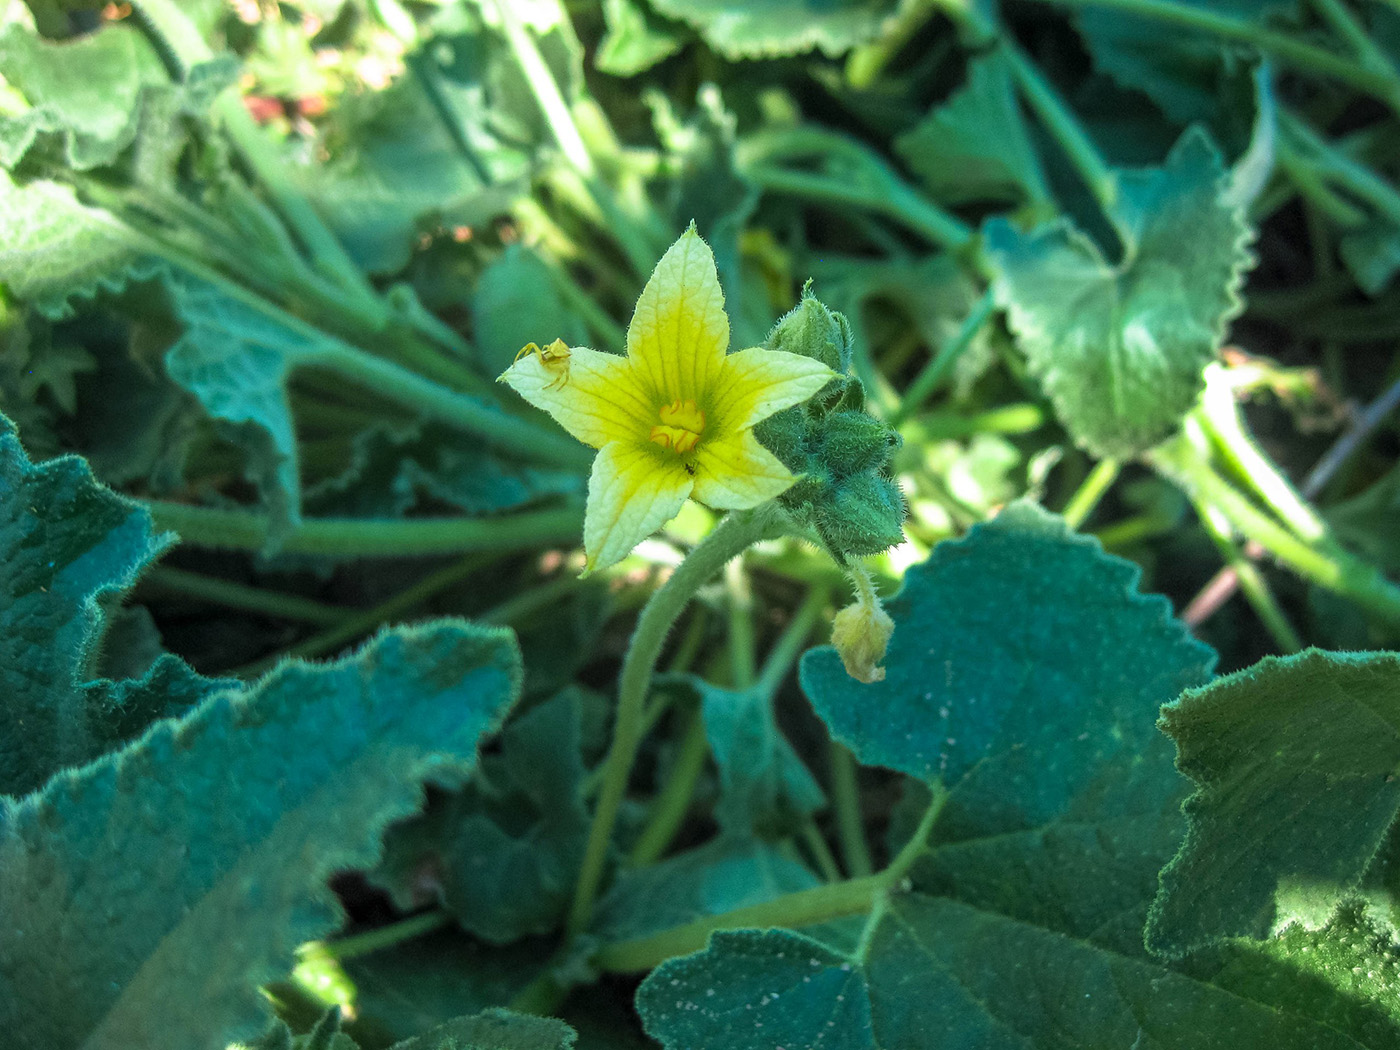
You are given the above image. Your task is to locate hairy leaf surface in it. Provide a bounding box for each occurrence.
[0,621,520,1050]
[986,129,1254,457]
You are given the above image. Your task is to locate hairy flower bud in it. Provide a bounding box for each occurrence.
[831,566,894,683]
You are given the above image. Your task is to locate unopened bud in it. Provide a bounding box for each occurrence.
[831,566,894,684]
[765,289,853,375]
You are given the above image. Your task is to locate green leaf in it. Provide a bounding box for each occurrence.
[800,501,1214,786]
[0,170,160,319]
[307,419,580,519]
[592,838,820,943]
[1147,649,1400,957]
[341,932,552,1045]
[388,1009,575,1050]
[656,674,823,838]
[647,0,911,58]
[986,129,1254,457]
[637,895,1376,1049]
[893,52,1050,209]
[472,245,588,376]
[0,619,521,1050]
[1074,1,1297,125]
[296,28,539,275]
[0,413,200,797]
[0,20,166,170]
[1340,223,1400,297]
[596,0,686,76]
[162,273,316,544]
[372,690,590,943]
[1331,465,1400,573]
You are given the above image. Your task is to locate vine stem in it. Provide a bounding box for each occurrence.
[1150,436,1400,628]
[141,567,350,625]
[1061,458,1121,530]
[1190,500,1303,653]
[567,510,778,935]
[144,500,584,558]
[594,785,946,972]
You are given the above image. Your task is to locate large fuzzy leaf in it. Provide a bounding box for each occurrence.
[637,896,1377,1049]
[0,620,521,1050]
[1148,649,1400,956]
[986,129,1254,457]
[0,413,219,797]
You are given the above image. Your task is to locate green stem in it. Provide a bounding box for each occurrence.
[1309,0,1394,76]
[741,161,972,252]
[1281,112,1400,228]
[829,741,873,878]
[141,566,350,625]
[490,0,595,176]
[1151,439,1400,627]
[893,289,997,426]
[567,510,776,935]
[1030,0,1400,113]
[595,786,945,972]
[1061,458,1121,530]
[1000,39,1118,214]
[1192,500,1304,653]
[629,705,710,866]
[307,341,591,470]
[725,558,758,689]
[915,402,1046,439]
[1196,373,1327,542]
[232,555,494,676]
[755,587,827,699]
[315,911,451,962]
[801,819,843,883]
[144,500,584,558]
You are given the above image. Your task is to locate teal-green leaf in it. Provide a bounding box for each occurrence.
[1147,649,1400,957]
[163,274,315,543]
[306,419,580,520]
[638,895,1375,1048]
[592,838,819,943]
[596,0,686,76]
[1331,464,1400,574]
[372,690,589,943]
[894,52,1050,209]
[0,20,166,170]
[0,171,160,319]
[986,128,1254,457]
[800,501,1214,787]
[654,674,823,838]
[0,413,189,796]
[0,619,521,1050]
[472,245,589,375]
[646,0,909,58]
[388,1009,576,1050]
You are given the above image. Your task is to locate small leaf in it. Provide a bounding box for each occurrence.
[638,896,1374,1049]
[656,674,824,837]
[162,274,317,544]
[596,0,686,76]
[372,690,590,943]
[986,128,1255,457]
[389,1009,576,1050]
[592,838,819,943]
[647,0,910,58]
[0,619,521,1050]
[894,52,1050,208]
[1148,649,1400,957]
[306,419,580,520]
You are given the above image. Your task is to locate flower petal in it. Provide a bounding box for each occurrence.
[692,429,797,510]
[627,227,728,404]
[499,345,651,449]
[708,347,836,434]
[583,440,694,573]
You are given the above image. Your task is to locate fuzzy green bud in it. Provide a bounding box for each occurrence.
[820,411,900,477]
[765,289,854,375]
[818,472,907,557]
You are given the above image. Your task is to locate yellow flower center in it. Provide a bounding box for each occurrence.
[649,399,705,455]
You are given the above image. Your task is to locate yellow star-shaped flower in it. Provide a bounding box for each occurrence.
[500,228,835,573]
